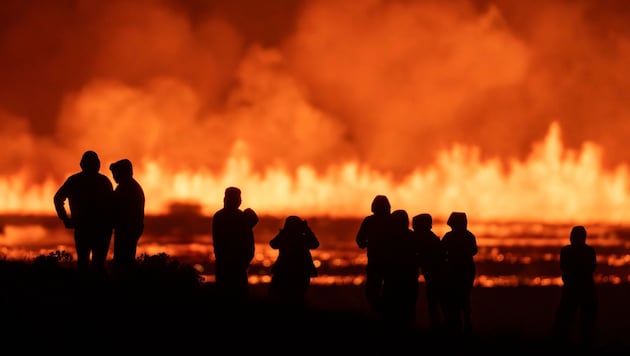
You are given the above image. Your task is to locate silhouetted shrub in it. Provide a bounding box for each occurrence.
[33,250,73,266]
[135,252,204,290]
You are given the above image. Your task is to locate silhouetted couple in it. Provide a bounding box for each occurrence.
[54,151,145,280]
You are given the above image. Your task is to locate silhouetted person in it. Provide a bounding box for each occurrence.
[356,194,392,313]
[109,159,145,278]
[441,211,477,341]
[268,215,319,310]
[553,225,597,348]
[382,209,421,328]
[53,150,114,277]
[412,213,445,332]
[212,187,258,304]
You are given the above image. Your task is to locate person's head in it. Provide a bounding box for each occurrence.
[79,150,100,173]
[109,159,133,183]
[570,225,587,245]
[412,213,432,231]
[223,186,242,209]
[447,211,467,230]
[243,207,259,228]
[391,209,409,231]
[371,195,391,216]
[283,215,306,233]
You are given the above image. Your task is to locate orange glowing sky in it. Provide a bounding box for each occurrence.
[1,0,630,223]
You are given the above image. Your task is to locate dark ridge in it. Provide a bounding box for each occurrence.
[1,253,629,353]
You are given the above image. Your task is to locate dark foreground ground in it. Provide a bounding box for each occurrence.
[1,255,629,354]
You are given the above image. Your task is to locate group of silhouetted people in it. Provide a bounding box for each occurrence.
[54,150,145,280]
[52,151,599,347]
[356,195,478,341]
[211,186,320,311]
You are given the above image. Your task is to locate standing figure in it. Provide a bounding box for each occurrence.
[212,186,258,303]
[356,195,393,313]
[268,215,319,310]
[109,159,145,277]
[53,150,114,277]
[441,211,478,340]
[553,225,598,348]
[382,209,421,328]
[412,213,445,332]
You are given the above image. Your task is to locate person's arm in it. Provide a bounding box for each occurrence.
[356,218,369,249]
[559,246,569,282]
[269,231,285,249]
[588,246,597,274]
[53,182,73,229]
[304,223,320,250]
[211,214,224,258]
[468,231,478,256]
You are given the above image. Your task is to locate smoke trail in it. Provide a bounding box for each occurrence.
[0,0,629,183]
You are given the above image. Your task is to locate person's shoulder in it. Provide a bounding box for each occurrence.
[363,214,382,223]
[65,171,83,181]
[59,171,87,188]
[132,179,145,191]
[97,172,113,182]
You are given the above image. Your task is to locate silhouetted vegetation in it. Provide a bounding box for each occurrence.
[131,252,205,290]
[1,250,629,353]
[0,251,204,302]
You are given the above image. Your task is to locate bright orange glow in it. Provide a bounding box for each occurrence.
[3,1,630,294]
[2,1,630,226]
[1,122,629,224]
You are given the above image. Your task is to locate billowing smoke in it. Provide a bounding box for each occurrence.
[1,0,629,185]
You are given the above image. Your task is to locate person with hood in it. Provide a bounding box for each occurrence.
[413,213,446,332]
[441,211,478,340]
[109,158,145,276]
[54,150,114,277]
[268,215,320,310]
[553,225,598,348]
[356,194,393,313]
[382,209,421,328]
[212,186,258,303]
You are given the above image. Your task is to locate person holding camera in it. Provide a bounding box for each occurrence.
[268,215,320,310]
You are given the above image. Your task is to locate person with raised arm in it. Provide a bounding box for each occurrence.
[268,215,320,310]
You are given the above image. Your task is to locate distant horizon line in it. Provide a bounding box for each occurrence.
[0,212,628,227]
